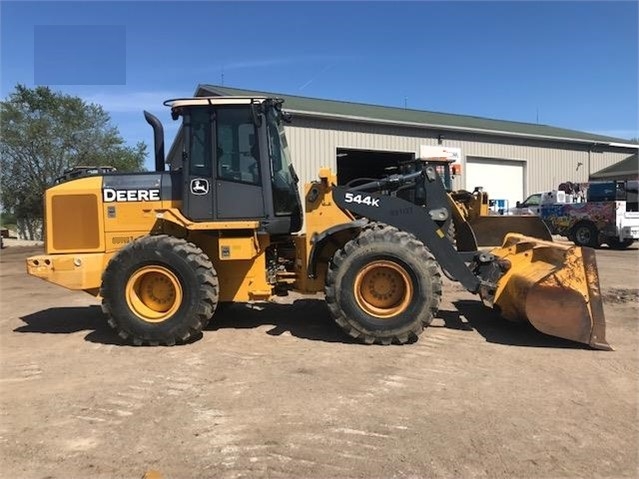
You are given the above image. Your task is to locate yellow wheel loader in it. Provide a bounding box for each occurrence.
[26,97,610,349]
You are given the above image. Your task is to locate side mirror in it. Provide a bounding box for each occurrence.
[516,201,521,208]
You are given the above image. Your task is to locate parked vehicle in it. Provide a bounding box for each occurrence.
[509,181,590,216]
[540,180,639,248]
[509,189,584,216]
[510,192,545,215]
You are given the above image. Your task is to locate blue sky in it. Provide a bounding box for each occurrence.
[2,1,638,171]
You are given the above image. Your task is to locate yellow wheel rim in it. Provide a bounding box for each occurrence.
[125,266,183,323]
[353,260,413,319]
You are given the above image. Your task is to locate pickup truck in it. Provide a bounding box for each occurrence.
[507,193,541,215]
[509,191,558,216]
[539,180,639,249]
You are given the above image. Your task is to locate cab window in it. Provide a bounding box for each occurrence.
[626,181,638,212]
[523,194,541,206]
[188,108,211,177]
[587,182,616,202]
[266,109,298,215]
[216,108,261,185]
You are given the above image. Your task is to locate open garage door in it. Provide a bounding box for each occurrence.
[336,148,415,185]
[466,158,525,211]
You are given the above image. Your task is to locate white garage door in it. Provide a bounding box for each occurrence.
[466,158,524,210]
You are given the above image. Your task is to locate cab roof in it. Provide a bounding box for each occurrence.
[164,96,270,108]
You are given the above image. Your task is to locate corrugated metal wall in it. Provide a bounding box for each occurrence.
[285,116,635,201]
[165,112,635,232]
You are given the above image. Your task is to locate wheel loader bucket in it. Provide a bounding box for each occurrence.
[483,233,611,350]
[468,215,553,247]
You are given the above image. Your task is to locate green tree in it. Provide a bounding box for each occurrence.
[0,84,147,239]
[0,211,17,226]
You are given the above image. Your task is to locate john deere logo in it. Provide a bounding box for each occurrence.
[103,188,160,202]
[190,178,209,195]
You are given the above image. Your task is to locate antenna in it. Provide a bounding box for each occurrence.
[221,68,225,86]
[536,107,539,124]
[404,96,407,109]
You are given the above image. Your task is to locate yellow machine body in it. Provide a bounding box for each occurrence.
[26,170,349,302]
[27,176,274,302]
[293,168,357,293]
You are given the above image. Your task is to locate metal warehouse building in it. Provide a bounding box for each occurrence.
[168,84,638,211]
[589,153,638,181]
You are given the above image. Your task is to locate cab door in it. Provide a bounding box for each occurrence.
[214,107,265,220]
[181,106,266,222]
[182,107,215,221]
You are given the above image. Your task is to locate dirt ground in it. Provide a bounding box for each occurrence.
[0,243,637,479]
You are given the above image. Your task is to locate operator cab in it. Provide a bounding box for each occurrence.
[165,97,302,235]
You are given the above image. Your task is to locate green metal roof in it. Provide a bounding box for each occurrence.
[590,153,638,179]
[198,84,636,146]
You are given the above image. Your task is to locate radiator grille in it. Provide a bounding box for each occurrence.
[51,194,100,250]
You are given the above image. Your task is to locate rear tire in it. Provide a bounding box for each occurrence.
[606,237,634,249]
[101,235,219,346]
[571,222,600,248]
[325,226,442,345]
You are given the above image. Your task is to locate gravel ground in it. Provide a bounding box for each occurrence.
[0,244,637,479]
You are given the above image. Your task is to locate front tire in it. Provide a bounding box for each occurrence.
[325,226,442,345]
[100,235,219,346]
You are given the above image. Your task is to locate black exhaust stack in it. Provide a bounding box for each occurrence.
[143,111,165,172]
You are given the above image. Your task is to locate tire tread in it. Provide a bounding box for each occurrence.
[100,234,218,346]
[325,225,442,345]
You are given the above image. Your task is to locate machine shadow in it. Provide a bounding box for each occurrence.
[205,299,356,344]
[451,300,589,349]
[16,300,590,349]
[15,300,356,346]
[16,305,128,346]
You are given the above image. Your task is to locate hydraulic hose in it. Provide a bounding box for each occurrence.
[349,170,424,193]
